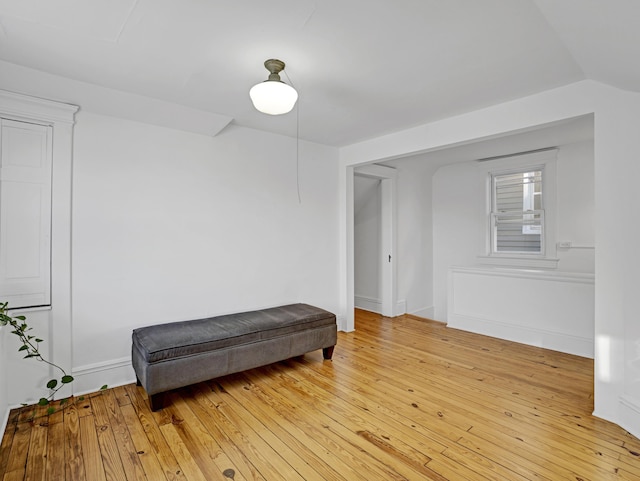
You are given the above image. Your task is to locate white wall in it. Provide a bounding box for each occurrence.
[594,90,640,438]
[390,158,438,318]
[555,140,596,271]
[339,80,640,440]
[70,112,340,392]
[432,160,484,321]
[433,138,595,321]
[354,175,381,309]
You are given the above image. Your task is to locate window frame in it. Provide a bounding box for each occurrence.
[478,148,558,269]
[490,166,545,256]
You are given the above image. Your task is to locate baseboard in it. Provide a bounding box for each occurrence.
[448,313,594,358]
[354,295,381,313]
[336,314,351,332]
[619,395,640,440]
[409,306,435,320]
[354,296,407,317]
[71,357,136,395]
[73,378,138,399]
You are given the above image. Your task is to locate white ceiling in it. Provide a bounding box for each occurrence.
[0,0,636,146]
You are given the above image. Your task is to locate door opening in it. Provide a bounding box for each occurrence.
[353,164,397,317]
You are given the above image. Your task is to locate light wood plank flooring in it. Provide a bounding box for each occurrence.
[1,310,639,480]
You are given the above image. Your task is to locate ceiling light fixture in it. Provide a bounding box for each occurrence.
[249,59,298,115]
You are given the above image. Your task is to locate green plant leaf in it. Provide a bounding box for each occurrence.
[0,303,106,420]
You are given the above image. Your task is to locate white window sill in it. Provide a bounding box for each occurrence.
[477,255,559,269]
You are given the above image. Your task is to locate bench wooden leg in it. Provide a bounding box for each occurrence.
[323,345,335,360]
[149,393,164,412]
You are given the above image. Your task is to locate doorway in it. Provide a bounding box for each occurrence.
[353,164,397,318]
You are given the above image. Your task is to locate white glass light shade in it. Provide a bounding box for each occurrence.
[249,80,298,115]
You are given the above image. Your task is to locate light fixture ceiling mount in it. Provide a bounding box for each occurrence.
[249,58,298,115]
[263,58,286,81]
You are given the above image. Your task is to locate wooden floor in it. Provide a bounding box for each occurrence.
[1,310,639,481]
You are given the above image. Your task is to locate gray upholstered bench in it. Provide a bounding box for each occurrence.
[131,303,337,411]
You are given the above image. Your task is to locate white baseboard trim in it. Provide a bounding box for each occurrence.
[448,313,594,358]
[73,378,138,399]
[72,357,136,395]
[72,357,132,376]
[409,306,435,320]
[355,295,381,313]
[354,296,407,317]
[336,314,351,332]
[619,395,640,440]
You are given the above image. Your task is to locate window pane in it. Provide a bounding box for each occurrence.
[494,212,542,252]
[492,169,544,254]
[495,171,542,213]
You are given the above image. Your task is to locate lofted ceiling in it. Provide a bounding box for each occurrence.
[0,0,637,147]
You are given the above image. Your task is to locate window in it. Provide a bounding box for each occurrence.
[491,168,544,254]
[479,148,558,269]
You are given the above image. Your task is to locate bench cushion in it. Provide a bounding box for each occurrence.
[132,303,335,364]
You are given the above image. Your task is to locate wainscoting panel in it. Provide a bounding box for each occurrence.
[448,266,594,358]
